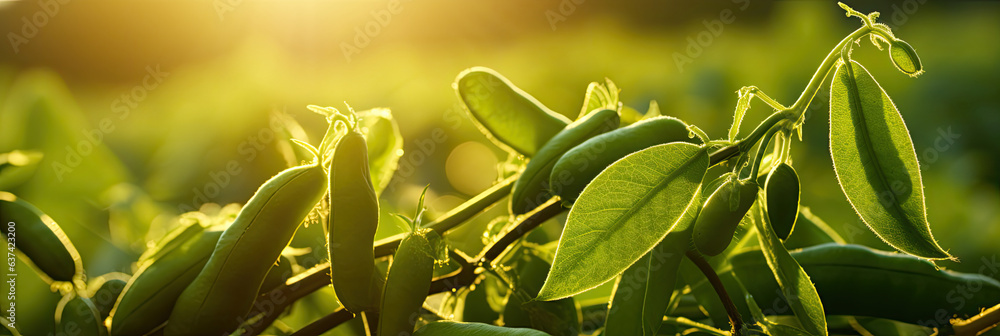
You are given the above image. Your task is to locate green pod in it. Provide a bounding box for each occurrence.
[55,293,105,336]
[414,321,551,335]
[328,129,382,314]
[889,39,923,76]
[731,243,1000,326]
[511,108,620,215]
[764,163,800,240]
[379,229,439,336]
[455,67,571,157]
[693,178,758,256]
[0,191,82,282]
[550,116,699,204]
[86,273,130,321]
[135,212,209,266]
[109,229,222,336]
[259,255,293,294]
[165,162,327,336]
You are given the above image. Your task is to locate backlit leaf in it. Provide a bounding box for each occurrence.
[537,143,707,301]
[829,60,950,259]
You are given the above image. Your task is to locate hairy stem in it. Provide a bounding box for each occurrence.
[284,198,566,335]
[952,303,1000,336]
[373,175,516,256]
[287,308,353,336]
[686,250,743,334]
[663,316,732,336]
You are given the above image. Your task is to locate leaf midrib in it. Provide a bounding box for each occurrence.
[840,62,914,235]
[559,148,704,283]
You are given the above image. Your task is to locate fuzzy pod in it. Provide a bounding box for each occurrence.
[549,116,698,204]
[165,162,327,335]
[0,191,83,282]
[86,273,130,322]
[379,229,440,336]
[55,293,105,336]
[693,178,759,256]
[455,67,572,157]
[510,108,620,215]
[765,163,800,240]
[109,229,222,336]
[328,129,382,314]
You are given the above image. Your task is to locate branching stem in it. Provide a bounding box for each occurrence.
[685,250,744,335]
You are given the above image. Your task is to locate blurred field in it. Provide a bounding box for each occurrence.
[1,0,998,333]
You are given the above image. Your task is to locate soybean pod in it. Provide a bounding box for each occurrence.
[165,161,327,336]
[764,163,800,240]
[731,243,1000,326]
[549,116,699,203]
[109,228,223,336]
[455,67,571,157]
[55,293,105,336]
[510,108,620,215]
[86,272,129,322]
[693,176,759,256]
[0,191,82,282]
[379,229,440,336]
[328,127,382,314]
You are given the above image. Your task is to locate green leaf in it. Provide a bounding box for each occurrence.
[358,108,403,196]
[577,79,621,120]
[455,67,571,157]
[752,203,827,336]
[604,226,689,336]
[414,321,551,336]
[829,60,950,260]
[537,143,708,301]
[729,87,754,142]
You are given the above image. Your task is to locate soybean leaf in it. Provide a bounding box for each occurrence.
[728,87,754,142]
[358,108,403,195]
[829,60,950,260]
[604,222,691,336]
[455,67,571,157]
[271,112,315,167]
[753,203,827,336]
[413,321,551,336]
[579,82,610,120]
[537,143,708,301]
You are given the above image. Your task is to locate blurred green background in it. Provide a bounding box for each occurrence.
[1,0,998,333]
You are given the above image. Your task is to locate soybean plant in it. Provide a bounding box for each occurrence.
[8,3,1000,336]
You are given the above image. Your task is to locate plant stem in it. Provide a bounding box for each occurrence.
[685,250,743,334]
[789,26,871,115]
[287,307,353,336]
[373,175,516,257]
[749,123,783,179]
[952,303,1000,336]
[663,316,732,336]
[250,109,815,335]
[251,197,566,336]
